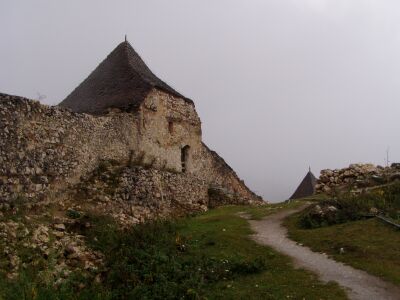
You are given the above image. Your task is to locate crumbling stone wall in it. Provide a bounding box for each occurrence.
[316,163,400,195]
[137,89,260,203]
[198,144,261,204]
[0,93,139,204]
[73,163,209,226]
[137,89,202,172]
[0,92,262,215]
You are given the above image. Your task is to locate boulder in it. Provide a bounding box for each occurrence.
[370,207,379,215]
[389,173,400,182]
[371,175,386,184]
[54,223,66,231]
[391,163,400,169]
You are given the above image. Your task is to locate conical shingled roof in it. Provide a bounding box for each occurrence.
[59,41,192,114]
[289,170,317,200]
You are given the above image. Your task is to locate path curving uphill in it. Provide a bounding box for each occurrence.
[249,205,400,300]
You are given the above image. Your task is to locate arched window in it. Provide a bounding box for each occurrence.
[181,145,190,173]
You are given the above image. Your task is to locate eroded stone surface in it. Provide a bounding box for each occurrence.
[316,163,400,195]
[0,92,262,213]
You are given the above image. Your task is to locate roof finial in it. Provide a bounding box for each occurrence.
[125,34,127,42]
[309,166,311,172]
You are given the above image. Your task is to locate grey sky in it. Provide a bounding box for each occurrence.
[1,0,400,201]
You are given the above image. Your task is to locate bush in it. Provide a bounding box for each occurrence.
[299,182,400,228]
[66,209,81,219]
[0,215,267,299]
[86,218,267,299]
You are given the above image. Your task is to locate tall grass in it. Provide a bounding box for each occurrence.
[86,216,266,299]
[0,215,266,300]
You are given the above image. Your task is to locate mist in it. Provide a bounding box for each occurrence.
[1,0,400,201]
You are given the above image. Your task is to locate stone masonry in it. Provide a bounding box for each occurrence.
[316,163,400,195]
[0,92,262,223]
[0,40,263,224]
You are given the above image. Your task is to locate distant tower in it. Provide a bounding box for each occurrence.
[289,168,317,200]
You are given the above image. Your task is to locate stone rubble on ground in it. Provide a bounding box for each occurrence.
[315,163,400,195]
[0,212,104,281]
[0,91,263,283]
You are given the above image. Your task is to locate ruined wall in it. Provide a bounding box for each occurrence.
[199,144,262,204]
[73,164,208,226]
[0,92,262,214]
[316,163,400,195]
[137,89,202,172]
[137,89,261,203]
[0,93,139,203]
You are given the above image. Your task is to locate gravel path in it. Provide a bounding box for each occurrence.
[248,205,400,300]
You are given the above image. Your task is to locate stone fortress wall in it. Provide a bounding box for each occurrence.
[0,92,262,220]
[316,163,400,195]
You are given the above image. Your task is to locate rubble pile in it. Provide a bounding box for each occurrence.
[0,213,103,282]
[316,163,400,195]
[71,163,209,227]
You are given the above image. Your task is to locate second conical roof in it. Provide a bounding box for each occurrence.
[289,171,317,200]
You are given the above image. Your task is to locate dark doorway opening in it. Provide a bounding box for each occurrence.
[168,121,174,134]
[181,145,190,173]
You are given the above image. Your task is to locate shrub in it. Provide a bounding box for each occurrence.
[85,218,267,299]
[66,209,81,219]
[299,182,400,228]
[0,213,268,299]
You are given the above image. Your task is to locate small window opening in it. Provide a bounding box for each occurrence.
[181,145,190,173]
[168,121,174,134]
[142,117,146,129]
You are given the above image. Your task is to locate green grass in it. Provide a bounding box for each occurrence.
[0,205,348,299]
[241,200,305,220]
[179,206,347,299]
[285,212,400,286]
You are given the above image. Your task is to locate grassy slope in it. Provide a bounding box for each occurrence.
[240,200,304,220]
[178,205,347,299]
[285,212,400,286]
[0,204,348,299]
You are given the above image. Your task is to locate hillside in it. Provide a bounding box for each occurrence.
[2,160,400,299]
[0,202,347,299]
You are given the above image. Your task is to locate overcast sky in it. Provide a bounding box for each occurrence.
[1,0,400,201]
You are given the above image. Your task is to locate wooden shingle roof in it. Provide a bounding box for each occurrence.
[59,41,192,114]
[289,170,317,200]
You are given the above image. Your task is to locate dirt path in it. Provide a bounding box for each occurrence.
[248,205,400,300]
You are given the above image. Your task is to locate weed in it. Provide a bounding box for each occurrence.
[66,209,81,219]
[0,206,347,299]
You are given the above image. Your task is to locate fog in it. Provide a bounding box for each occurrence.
[1,0,400,201]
